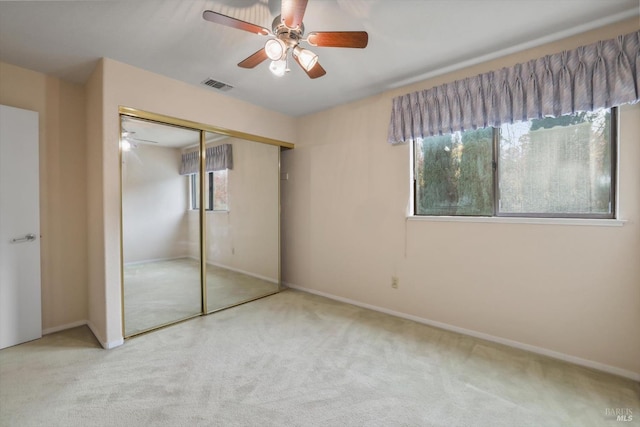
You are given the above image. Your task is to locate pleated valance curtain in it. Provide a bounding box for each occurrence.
[179,144,233,175]
[206,144,233,172]
[179,151,199,175]
[387,30,640,145]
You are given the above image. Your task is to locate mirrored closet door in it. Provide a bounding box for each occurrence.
[121,117,203,336]
[204,133,280,313]
[120,112,284,337]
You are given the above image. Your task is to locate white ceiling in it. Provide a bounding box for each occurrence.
[1,0,638,117]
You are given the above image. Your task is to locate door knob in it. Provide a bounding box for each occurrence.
[10,233,36,243]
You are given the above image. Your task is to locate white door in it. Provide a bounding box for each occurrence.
[0,104,41,349]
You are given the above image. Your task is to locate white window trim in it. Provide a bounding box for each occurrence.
[407,215,625,227]
[408,109,620,224]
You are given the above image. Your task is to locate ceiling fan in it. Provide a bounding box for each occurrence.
[120,127,158,151]
[121,129,158,144]
[202,0,368,79]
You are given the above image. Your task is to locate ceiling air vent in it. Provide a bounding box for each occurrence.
[201,78,233,92]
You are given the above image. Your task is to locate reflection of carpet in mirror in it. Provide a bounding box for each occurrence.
[124,258,279,336]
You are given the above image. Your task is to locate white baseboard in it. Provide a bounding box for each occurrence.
[124,256,186,267]
[103,337,124,349]
[208,261,279,284]
[43,320,122,349]
[187,255,279,284]
[86,321,124,350]
[42,320,88,335]
[284,282,640,382]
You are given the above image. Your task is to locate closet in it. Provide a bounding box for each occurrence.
[119,108,290,337]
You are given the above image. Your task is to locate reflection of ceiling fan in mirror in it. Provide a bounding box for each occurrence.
[121,116,203,149]
[120,127,159,151]
[120,117,161,151]
[121,128,159,145]
[203,0,368,79]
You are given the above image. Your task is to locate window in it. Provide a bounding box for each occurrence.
[414,108,616,218]
[189,170,228,211]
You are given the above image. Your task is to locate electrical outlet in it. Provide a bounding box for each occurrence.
[391,276,399,289]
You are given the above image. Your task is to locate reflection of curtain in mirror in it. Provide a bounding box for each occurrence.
[179,151,199,175]
[206,144,233,171]
[179,144,233,175]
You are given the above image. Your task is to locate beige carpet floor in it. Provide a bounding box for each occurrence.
[124,258,279,335]
[1,289,638,426]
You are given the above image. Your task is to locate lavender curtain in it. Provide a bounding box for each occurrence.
[179,143,233,175]
[388,30,640,145]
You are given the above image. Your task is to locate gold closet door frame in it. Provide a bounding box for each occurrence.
[119,106,293,338]
[119,106,294,149]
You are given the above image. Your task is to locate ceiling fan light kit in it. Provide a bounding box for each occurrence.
[202,0,368,79]
[121,139,132,152]
[269,59,288,77]
[292,46,317,71]
[265,38,287,61]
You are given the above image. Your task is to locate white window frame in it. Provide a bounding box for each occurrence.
[410,107,620,224]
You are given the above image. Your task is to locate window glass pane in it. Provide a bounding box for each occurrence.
[498,109,612,216]
[195,170,228,211]
[212,169,228,211]
[415,127,493,216]
[207,172,213,210]
[190,173,199,210]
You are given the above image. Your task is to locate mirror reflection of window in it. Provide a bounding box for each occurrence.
[188,170,228,211]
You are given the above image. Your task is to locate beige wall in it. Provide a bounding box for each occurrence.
[0,62,88,332]
[281,19,640,377]
[85,59,107,345]
[89,58,296,347]
[122,144,189,264]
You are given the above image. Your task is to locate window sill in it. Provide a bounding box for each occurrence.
[407,215,626,227]
[188,209,230,214]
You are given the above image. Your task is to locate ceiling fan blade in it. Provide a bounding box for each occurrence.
[281,0,308,29]
[238,48,269,68]
[306,62,326,79]
[307,31,369,48]
[203,10,270,36]
[294,55,326,79]
[121,131,159,144]
[130,137,159,144]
